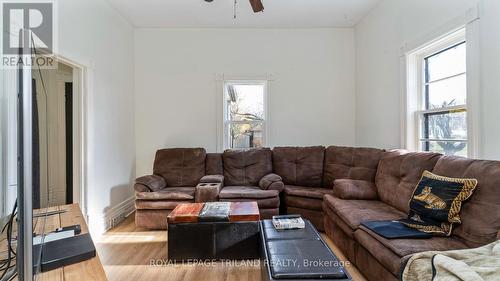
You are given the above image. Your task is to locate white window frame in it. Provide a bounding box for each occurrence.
[221,80,269,150]
[403,23,480,158]
[416,32,467,154]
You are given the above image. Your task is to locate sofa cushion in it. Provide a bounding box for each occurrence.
[332,179,378,200]
[354,227,468,276]
[323,146,385,188]
[358,226,469,257]
[323,204,359,240]
[223,148,272,186]
[153,148,206,187]
[400,170,478,236]
[259,173,283,190]
[284,195,324,211]
[284,185,333,200]
[220,197,279,209]
[206,153,223,175]
[135,187,195,200]
[272,146,325,187]
[375,152,442,213]
[323,194,406,232]
[354,229,402,277]
[135,175,166,192]
[432,156,500,247]
[219,185,278,199]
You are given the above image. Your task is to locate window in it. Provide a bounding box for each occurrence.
[419,41,467,156]
[223,81,267,149]
[405,29,471,157]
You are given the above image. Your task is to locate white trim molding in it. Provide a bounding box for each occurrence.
[49,53,93,219]
[465,18,481,158]
[400,5,479,55]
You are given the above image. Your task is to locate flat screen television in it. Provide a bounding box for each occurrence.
[0,29,46,281]
[2,28,91,281]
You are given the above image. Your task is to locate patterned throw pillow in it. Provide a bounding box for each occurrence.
[399,170,478,236]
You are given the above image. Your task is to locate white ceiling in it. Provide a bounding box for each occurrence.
[106,0,381,28]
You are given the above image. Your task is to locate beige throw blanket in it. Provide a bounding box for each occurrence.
[402,240,500,281]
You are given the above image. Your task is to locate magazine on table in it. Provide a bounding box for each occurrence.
[272,215,305,230]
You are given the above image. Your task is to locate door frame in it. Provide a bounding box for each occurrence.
[1,52,90,219]
[51,54,89,218]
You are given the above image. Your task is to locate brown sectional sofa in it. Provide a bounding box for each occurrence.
[324,151,500,281]
[134,146,500,281]
[135,147,283,228]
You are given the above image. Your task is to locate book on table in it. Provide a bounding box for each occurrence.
[272,215,305,230]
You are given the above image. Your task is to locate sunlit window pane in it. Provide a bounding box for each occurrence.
[421,111,467,140]
[228,123,263,149]
[224,82,266,150]
[427,74,466,109]
[226,84,264,121]
[421,141,467,157]
[426,42,466,82]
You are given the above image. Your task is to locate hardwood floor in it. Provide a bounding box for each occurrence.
[96,214,367,281]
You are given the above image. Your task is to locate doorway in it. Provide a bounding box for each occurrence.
[31,61,75,207]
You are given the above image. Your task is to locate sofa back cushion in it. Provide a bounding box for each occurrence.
[223,148,272,186]
[323,146,385,188]
[272,146,325,187]
[375,152,442,213]
[206,153,223,175]
[432,156,500,247]
[153,148,206,187]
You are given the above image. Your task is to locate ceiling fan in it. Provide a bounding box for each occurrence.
[204,0,264,13]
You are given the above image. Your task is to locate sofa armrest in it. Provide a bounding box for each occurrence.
[199,174,224,185]
[195,183,222,203]
[134,175,166,192]
[332,179,378,200]
[259,173,284,192]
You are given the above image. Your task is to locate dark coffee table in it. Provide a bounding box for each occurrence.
[167,202,261,261]
[260,219,352,281]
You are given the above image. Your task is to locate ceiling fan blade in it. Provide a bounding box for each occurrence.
[249,0,264,13]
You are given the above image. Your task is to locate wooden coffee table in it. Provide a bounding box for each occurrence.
[167,202,261,261]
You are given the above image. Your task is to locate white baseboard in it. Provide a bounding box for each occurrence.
[105,196,135,230]
[88,196,135,236]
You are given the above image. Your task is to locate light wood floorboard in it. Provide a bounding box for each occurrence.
[96,214,367,281]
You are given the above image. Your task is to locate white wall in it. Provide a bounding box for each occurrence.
[479,0,500,159]
[57,0,135,233]
[354,0,481,150]
[135,28,356,176]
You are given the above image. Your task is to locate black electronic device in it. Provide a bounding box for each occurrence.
[56,224,81,235]
[33,233,96,272]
